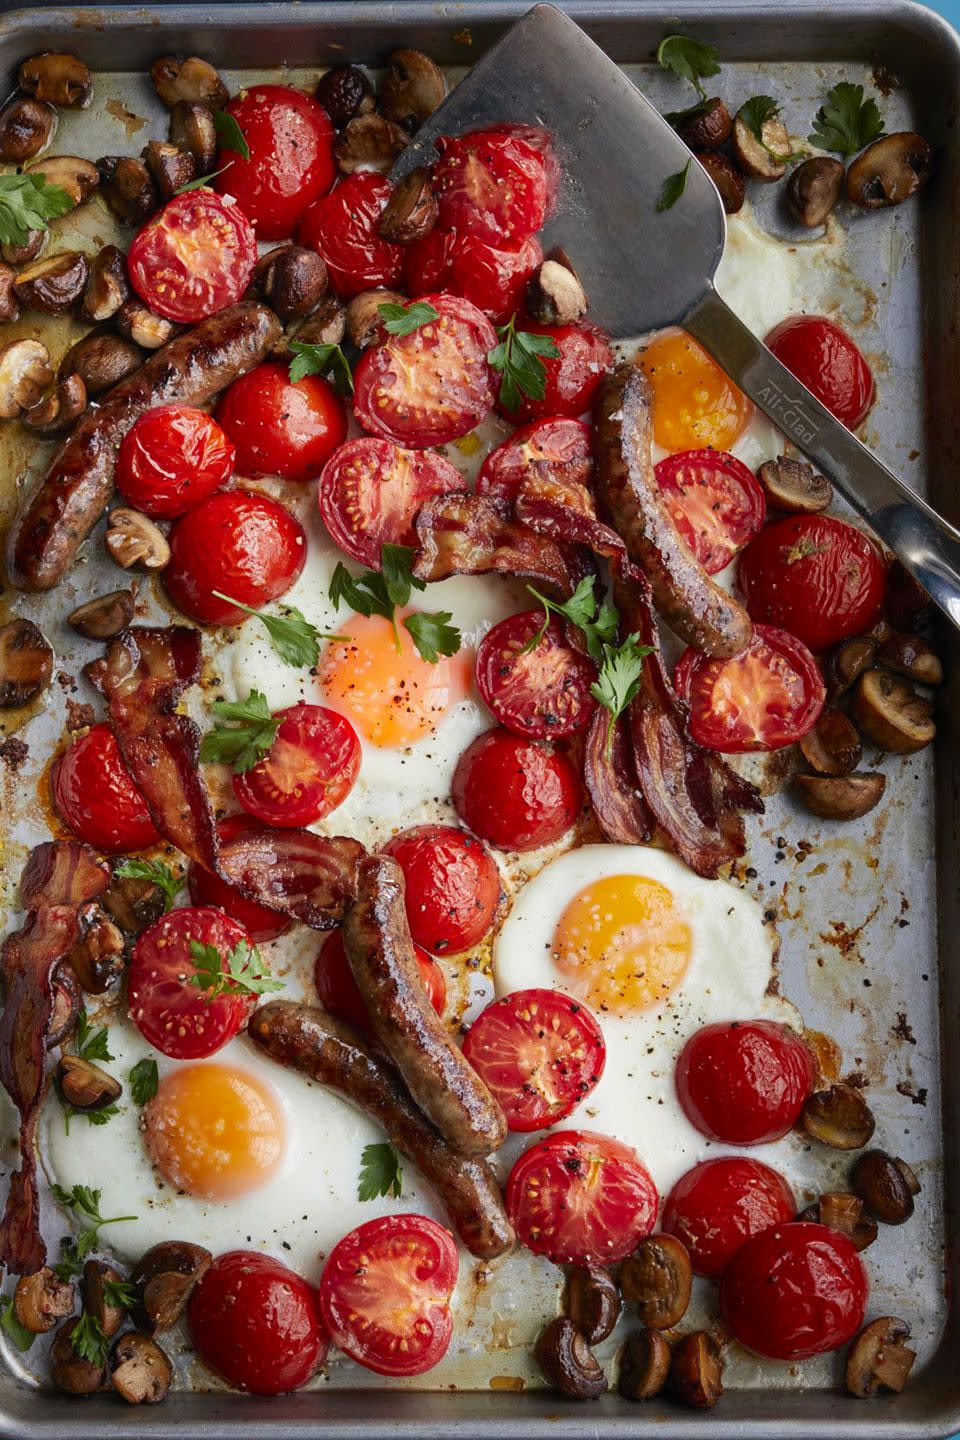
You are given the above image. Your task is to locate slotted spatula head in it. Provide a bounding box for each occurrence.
[390,2,724,338]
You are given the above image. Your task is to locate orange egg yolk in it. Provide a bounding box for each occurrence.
[638,328,752,452]
[318,611,471,748]
[143,1064,285,1199]
[551,874,692,1014]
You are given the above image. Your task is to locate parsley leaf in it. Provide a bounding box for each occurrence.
[663,97,711,127]
[739,96,795,161]
[189,937,284,1003]
[0,173,74,248]
[211,592,342,669]
[808,81,884,156]
[114,857,181,913]
[358,1142,403,1201]
[329,548,459,664]
[525,576,619,664]
[488,315,560,412]
[213,109,250,161]
[289,340,353,394]
[175,163,232,194]
[51,1187,136,1282]
[199,691,280,773]
[70,1310,108,1368]
[378,299,439,337]
[657,159,691,213]
[102,1278,137,1310]
[656,34,721,98]
[591,634,654,754]
[0,1294,36,1352]
[403,611,460,663]
[74,1008,113,1065]
[129,1057,159,1106]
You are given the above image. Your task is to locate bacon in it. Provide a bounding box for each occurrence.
[19,840,110,912]
[217,826,366,930]
[514,466,627,563]
[583,707,653,845]
[414,492,589,597]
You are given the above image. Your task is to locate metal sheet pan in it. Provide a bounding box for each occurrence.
[1,1,959,1435]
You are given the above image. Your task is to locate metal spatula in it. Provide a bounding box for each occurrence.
[392,3,960,628]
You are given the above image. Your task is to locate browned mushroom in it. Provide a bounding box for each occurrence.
[345,288,405,349]
[78,244,131,325]
[0,618,53,709]
[56,1053,122,1113]
[315,65,375,128]
[794,770,887,822]
[534,1317,607,1400]
[799,1191,878,1252]
[758,456,832,513]
[115,297,177,350]
[109,1331,173,1404]
[102,869,166,936]
[253,245,328,322]
[25,153,98,207]
[129,1241,213,1334]
[376,167,438,245]
[0,96,56,163]
[801,1084,876,1149]
[846,1317,916,1397]
[618,1327,671,1401]
[59,330,143,397]
[334,113,409,174]
[733,107,791,182]
[0,338,53,418]
[565,1266,620,1345]
[786,156,845,228]
[105,509,170,573]
[379,49,446,134]
[142,139,196,202]
[80,1260,127,1339]
[0,264,19,325]
[150,55,228,111]
[527,260,588,326]
[799,709,862,777]
[2,230,44,266]
[19,53,92,108]
[851,669,935,753]
[13,251,89,316]
[13,1268,75,1334]
[48,966,81,1048]
[695,150,745,215]
[67,907,126,993]
[22,374,87,437]
[674,98,731,151]
[619,1234,692,1330]
[168,100,217,172]
[290,295,346,349]
[50,1317,105,1395]
[68,589,136,640]
[826,635,877,700]
[97,156,158,224]
[670,1331,723,1409]
[847,133,932,209]
[851,1150,919,1225]
[875,631,942,687]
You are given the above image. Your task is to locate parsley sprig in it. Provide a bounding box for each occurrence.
[213,109,250,161]
[289,341,353,394]
[189,937,284,1003]
[114,857,181,912]
[656,34,721,99]
[0,173,74,248]
[809,82,884,156]
[51,1186,136,1282]
[358,1142,403,1201]
[657,159,691,213]
[379,299,439,337]
[129,1056,159,1106]
[199,691,279,773]
[592,635,653,754]
[60,1010,120,1134]
[70,1310,109,1367]
[175,163,232,194]
[212,591,343,670]
[330,544,461,664]
[488,315,560,412]
[103,1277,137,1310]
[525,575,619,661]
[740,96,797,162]
[0,1293,35,1352]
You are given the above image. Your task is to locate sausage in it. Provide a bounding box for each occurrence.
[593,362,753,658]
[8,302,281,592]
[248,1001,515,1259]
[342,854,507,1157]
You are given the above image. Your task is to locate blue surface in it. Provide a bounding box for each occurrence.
[930,0,960,28]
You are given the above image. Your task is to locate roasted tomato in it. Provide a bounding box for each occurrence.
[766,315,875,429]
[52,722,158,853]
[164,489,306,626]
[215,360,348,484]
[673,624,825,753]
[188,814,291,943]
[500,322,613,423]
[297,172,403,297]
[318,437,464,568]
[189,1251,327,1394]
[116,404,235,519]
[214,84,335,239]
[506,1130,658,1264]
[403,226,457,296]
[127,189,257,322]
[314,929,446,1032]
[452,728,581,851]
[662,1156,796,1278]
[475,611,596,738]
[737,514,886,651]
[675,1019,816,1145]
[476,415,593,507]
[432,125,554,244]
[449,233,543,325]
[318,1214,458,1376]
[382,823,501,954]
[462,988,605,1132]
[232,704,360,828]
[353,293,497,447]
[719,1222,869,1359]
[655,449,766,574]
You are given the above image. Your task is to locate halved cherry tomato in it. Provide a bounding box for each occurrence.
[164,489,306,626]
[382,823,501,954]
[319,1214,458,1377]
[475,611,596,738]
[116,404,235,519]
[127,189,257,323]
[314,929,446,1031]
[476,416,593,508]
[452,728,581,851]
[233,704,360,828]
[655,449,766,574]
[214,84,335,240]
[353,292,497,447]
[736,514,886,652]
[506,1130,658,1264]
[403,226,457,296]
[318,437,464,568]
[188,815,292,943]
[215,360,347,484]
[765,315,875,430]
[297,172,403,297]
[449,233,543,325]
[432,126,554,245]
[500,322,613,422]
[673,624,825,753]
[462,988,605,1132]
[675,1019,816,1146]
[52,722,159,854]
[662,1156,796,1278]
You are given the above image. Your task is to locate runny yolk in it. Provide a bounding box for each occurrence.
[143,1064,285,1199]
[638,328,752,453]
[551,874,692,1014]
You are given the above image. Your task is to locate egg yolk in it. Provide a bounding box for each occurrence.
[143,1064,285,1199]
[318,611,471,748]
[638,328,752,452]
[551,873,691,1014]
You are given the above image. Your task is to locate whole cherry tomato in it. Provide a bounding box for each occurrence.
[216,360,347,484]
[233,704,361,828]
[766,315,875,429]
[298,172,403,297]
[449,233,543,325]
[188,814,291,943]
[477,416,593,508]
[127,189,256,322]
[500,322,613,422]
[214,84,335,239]
[403,226,457,296]
[662,1156,796,1278]
[452,728,581,851]
[675,1019,816,1145]
[314,929,446,1032]
[52,723,158,854]
[432,126,555,244]
[116,404,235,518]
[381,823,501,954]
[475,611,597,738]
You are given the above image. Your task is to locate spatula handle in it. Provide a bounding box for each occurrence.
[683,284,960,629]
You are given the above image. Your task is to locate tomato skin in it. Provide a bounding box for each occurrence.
[214,84,335,240]
[52,723,159,854]
[232,704,360,829]
[215,360,347,484]
[188,815,291,943]
[655,450,766,574]
[319,1214,459,1377]
[189,1250,327,1394]
[315,929,446,1031]
[662,1156,796,1278]
[449,233,543,325]
[476,416,592,508]
[675,1019,816,1145]
[403,226,457,296]
[737,514,886,652]
[116,404,235,519]
[453,728,581,852]
[433,126,553,245]
[127,189,257,323]
[766,315,875,429]
[297,173,403,297]
[475,611,596,739]
[506,1129,658,1264]
[720,1222,869,1359]
[381,823,501,954]
[502,322,613,422]
[164,489,306,626]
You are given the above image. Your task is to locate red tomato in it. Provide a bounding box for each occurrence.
[501,322,613,422]
[476,416,593,507]
[656,450,766,574]
[452,728,581,852]
[766,315,875,429]
[214,84,335,240]
[127,189,256,323]
[662,1156,796,1278]
[319,1214,458,1376]
[353,293,497,447]
[737,514,886,651]
[52,723,158,854]
[506,1130,658,1264]
[403,226,457,295]
[318,437,464,568]
[720,1223,869,1359]
[188,1250,327,1394]
[449,233,543,325]
[475,611,596,738]
[673,624,825,753]
[164,489,306,626]
[314,929,446,1031]
[116,404,235,519]
[433,126,553,244]
[215,360,347,484]
[297,173,403,297]
[188,815,291,943]
[675,1019,816,1145]
[381,823,500,954]
[129,907,264,1059]
[233,704,360,828]
[462,988,605,1132]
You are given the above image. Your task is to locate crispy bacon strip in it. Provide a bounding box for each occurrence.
[514,467,627,563]
[217,826,366,930]
[414,492,589,597]
[583,707,653,844]
[19,840,110,912]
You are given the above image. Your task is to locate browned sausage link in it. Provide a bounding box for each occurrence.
[248,1001,515,1259]
[343,854,507,1157]
[593,362,753,658]
[8,302,281,592]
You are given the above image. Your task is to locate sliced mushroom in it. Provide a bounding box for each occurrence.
[786,156,845,228]
[758,455,832,513]
[0,264,19,325]
[334,113,409,175]
[619,1234,692,1330]
[670,1331,723,1409]
[565,1266,620,1345]
[528,260,588,326]
[618,1327,671,1401]
[851,1150,919,1225]
[2,229,45,266]
[25,153,98,207]
[97,156,158,225]
[847,133,932,209]
[142,139,196,202]
[315,65,375,128]
[851,668,935,753]
[115,298,177,350]
[13,1268,75,1334]
[50,1316,106,1395]
[253,245,328,322]
[794,770,886,821]
[105,508,171,573]
[345,287,405,349]
[78,244,131,324]
[68,588,136,640]
[59,330,143,397]
[876,632,942,687]
[14,250,89,316]
[0,618,53,709]
[826,635,877,700]
[534,1317,607,1400]
[80,1260,126,1339]
[675,98,731,150]
[290,295,346,349]
[168,100,217,172]
[0,338,53,419]
[799,709,862,777]
[102,870,166,936]
[846,1317,916,1397]
[801,1084,876,1149]
[379,49,447,134]
[0,97,56,163]
[800,1191,878,1252]
[130,1241,212,1334]
[48,966,81,1048]
[150,55,228,111]
[733,107,791,181]
[376,167,438,245]
[22,374,87,436]
[19,53,92,109]
[695,150,745,215]
[66,906,125,993]
[109,1332,173,1404]
[56,1053,122,1112]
